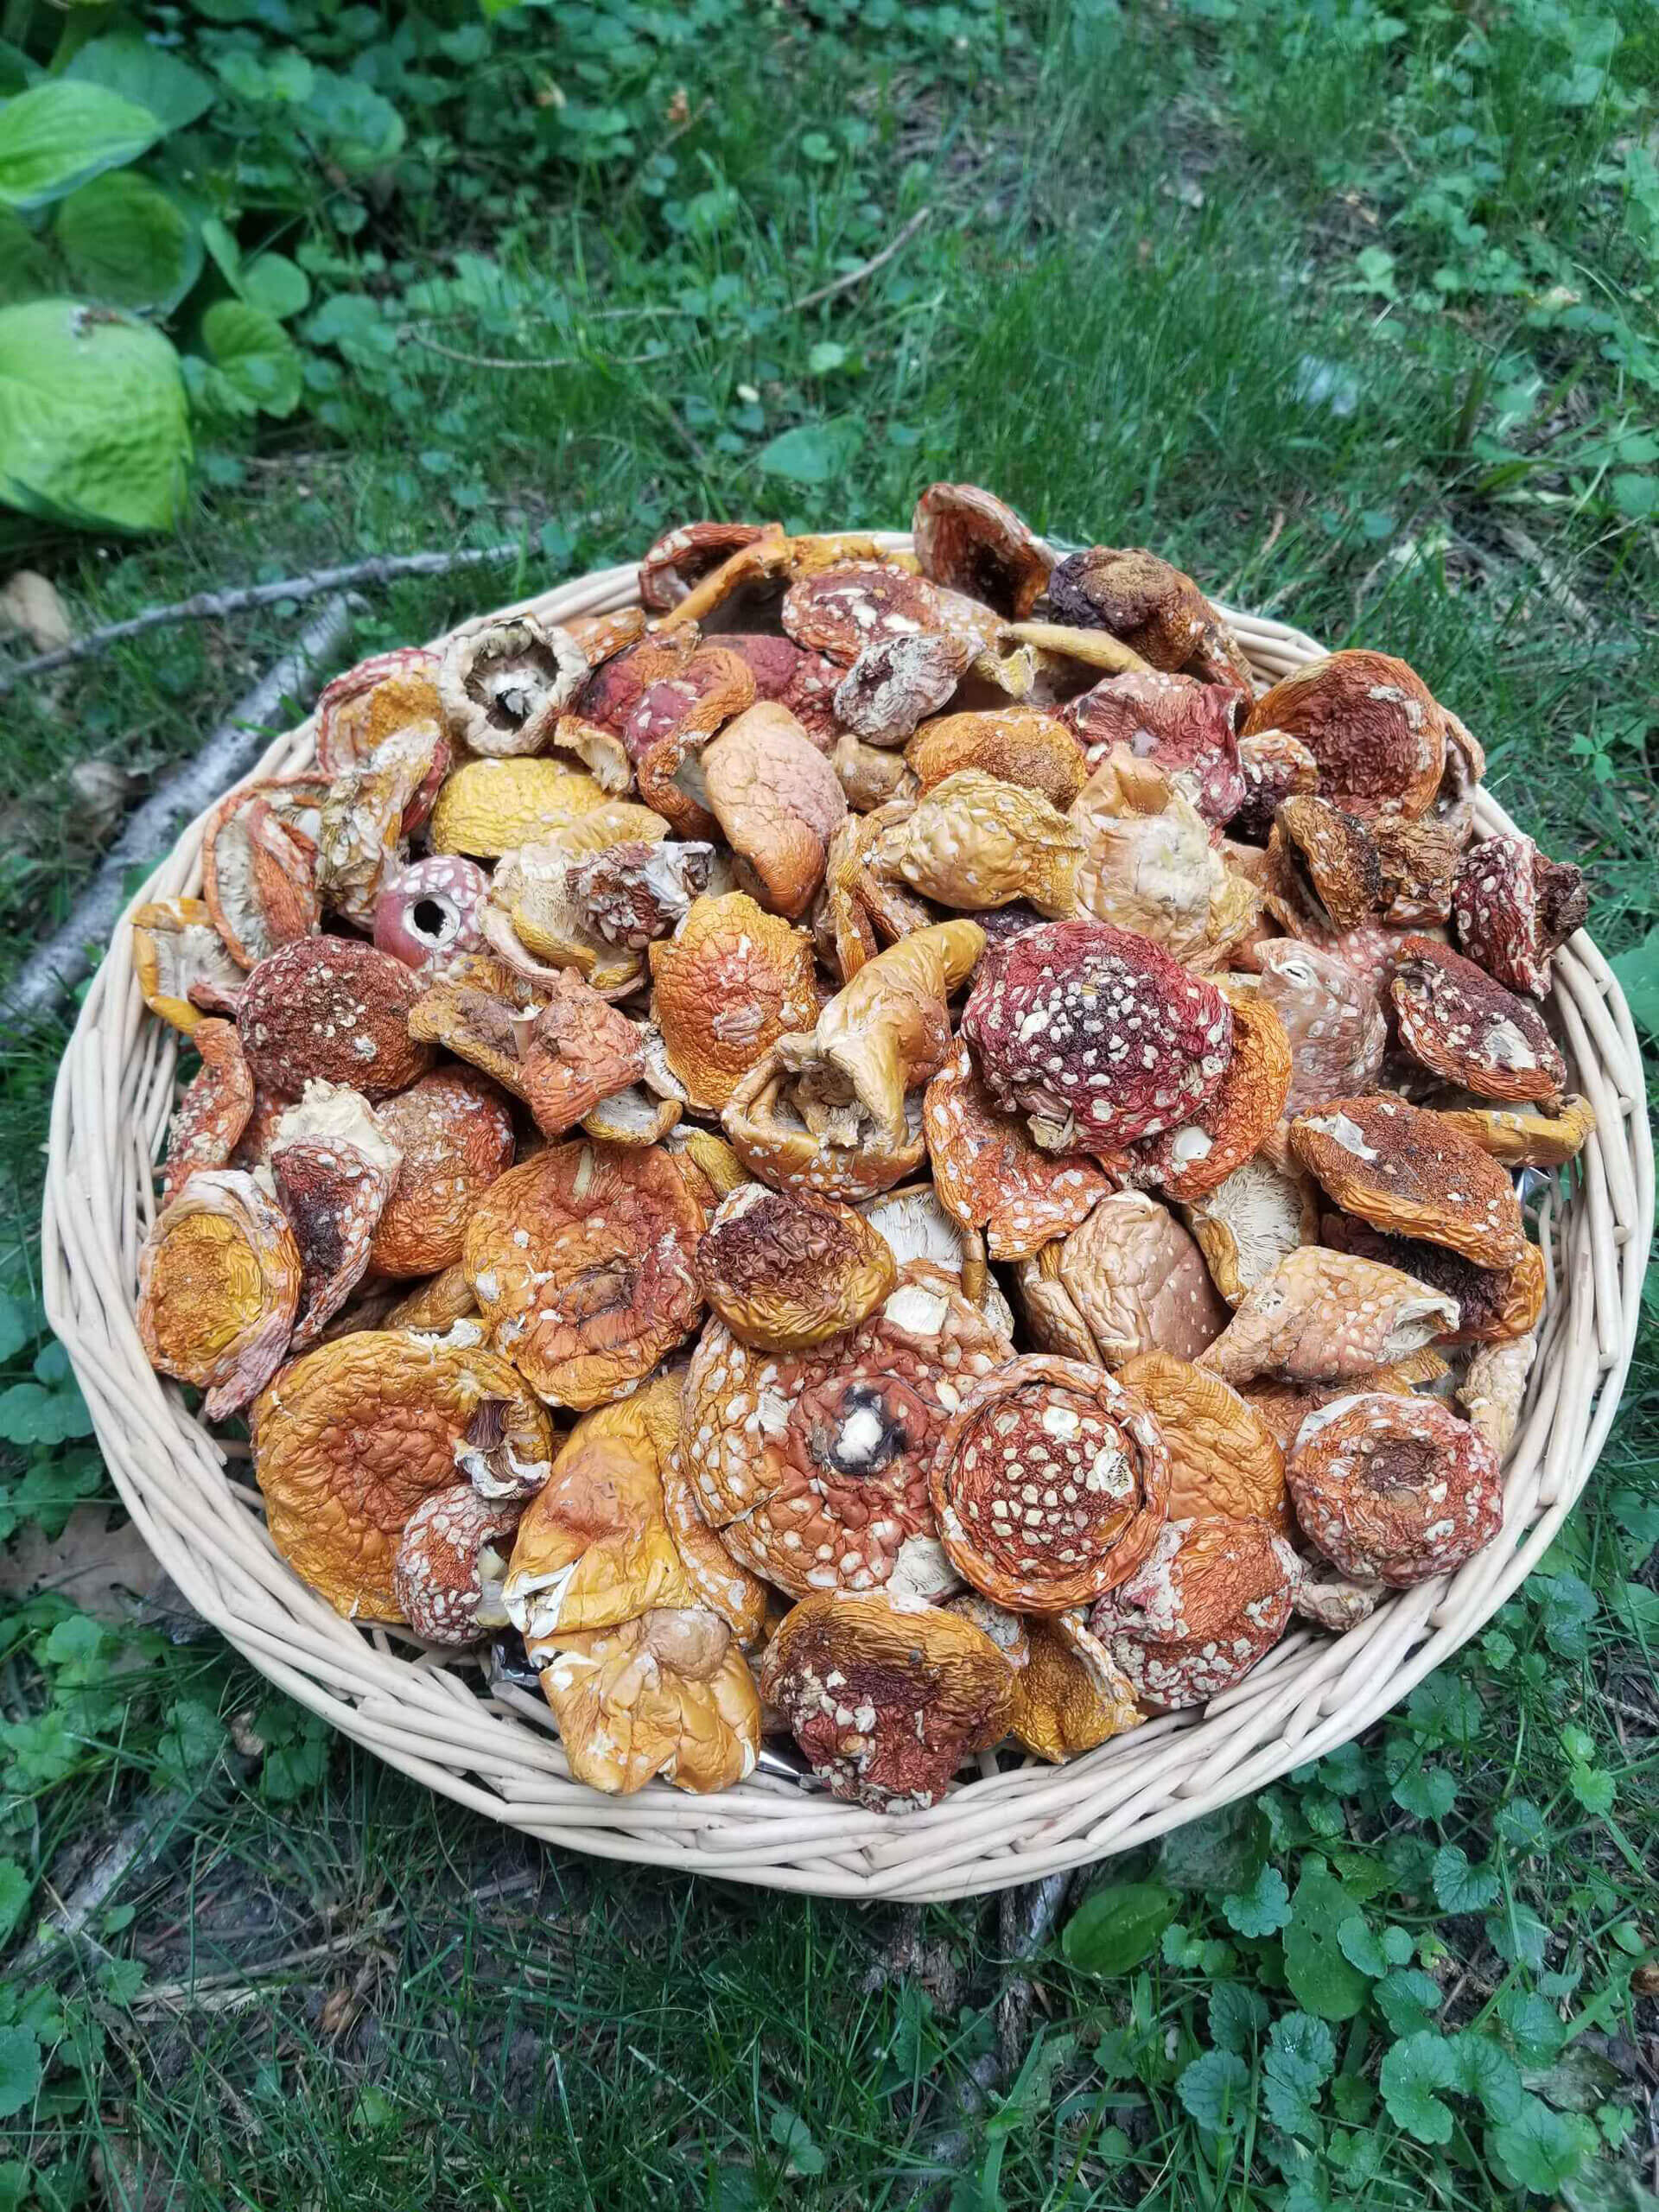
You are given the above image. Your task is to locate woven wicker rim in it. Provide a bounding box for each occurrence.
[43,539,1654,1901]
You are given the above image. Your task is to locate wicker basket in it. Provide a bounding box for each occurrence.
[43,543,1654,1902]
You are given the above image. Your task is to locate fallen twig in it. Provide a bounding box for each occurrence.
[404,330,659,373]
[14,1789,191,1979]
[785,205,934,315]
[0,543,519,694]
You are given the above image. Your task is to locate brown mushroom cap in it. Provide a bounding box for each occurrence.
[365,1066,516,1281]
[1118,1351,1290,1533]
[758,1590,1016,1810]
[384,1262,477,1332]
[1453,832,1586,996]
[1250,938,1387,1116]
[871,769,1080,918]
[1231,728,1320,844]
[911,482,1054,620]
[1063,669,1245,827]
[201,786,321,970]
[268,1082,403,1351]
[639,519,776,612]
[1128,985,1291,1201]
[1389,937,1567,1107]
[1198,1245,1461,1386]
[529,1609,761,1795]
[1090,1513,1300,1710]
[660,1441,770,1643]
[237,936,433,1102]
[1319,1212,1544,1347]
[906,708,1086,807]
[1286,1390,1503,1586]
[1052,1191,1228,1364]
[1243,651,1448,820]
[1238,1351,1450,1452]
[251,1324,552,1622]
[315,647,442,776]
[695,1182,896,1351]
[701,702,848,918]
[1006,1611,1143,1762]
[781,562,944,665]
[1290,1095,1527,1268]
[137,1168,302,1421]
[924,1041,1113,1262]
[929,1354,1171,1613]
[161,1020,255,1205]
[649,893,820,1113]
[392,1484,522,1646]
[1070,752,1259,969]
[833,630,975,747]
[1040,546,1219,672]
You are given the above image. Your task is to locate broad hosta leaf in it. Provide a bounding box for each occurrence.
[0,301,190,531]
[64,29,216,131]
[201,300,302,417]
[1282,1865,1371,2021]
[0,207,51,304]
[56,172,200,313]
[1061,1879,1178,1976]
[0,82,162,212]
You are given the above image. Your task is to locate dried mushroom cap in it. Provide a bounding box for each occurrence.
[392,1484,521,1646]
[831,731,917,812]
[680,1276,1010,1597]
[372,854,489,976]
[427,758,609,858]
[696,1182,896,1351]
[906,706,1086,807]
[832,629,974,749]
[439,613,587,758]
[1070,752,1259,969]
[528,1609,761,1795]
[315,647,442,776]
[1040,546,1222,673]
[315,728,435,930]
[925,1042,1112,1262]
[1319,1211,1544,1346]
[201,786,320,970]
[137,1169,302,1421]
[1185,1149,1320,1306]
[1372,813,1460,926]
[385,1262,477,1332]
[1389,937,1567,1106]
[1063,669,1245,827]
[626,645,758,839]
[1129,986,1291,1202]
[1238,1351,1450,1452]
[1232,728,1320,844]
[133,898,249,1035]
[1459,1330,1536,1459]
[910,482,1054,620]
[1435,1093,1594,1169]
[1054,1190,1227,1364]
[1290,1095,1527,1268]
[639,519,777,612]
[1252,938,1388,1116]
[929,1354,1171,1612]
[721,1052,926,1203]
[1453,831,1586,996]
[1117,1351,1289,1532]
[962,919,1234,1148]
[565,838,713,950]
[871,769,1080,918]
[713,632,842,750]
[1274,795,1385,930]
[649,892,820,1113]
[1007,1611,1142,1762]
[1197,1245,1460,1386]
[1287,1390,1503,1586]
[252,1325,552,1622]
[465,1141,702,1409]
[780,562,944,665]
[161,1020,255,1205]
[758,1590,1016,1811]
[238,936,433,1103]
[859,1183,990,1302]
[518,974,650,1139]
[660,1443,770,1643]
[1243,651,1447,821]
[269,1081,402,1351]
[701,701,847,917]
[1090,1514,1300,1711]
[366,1065,515,1280]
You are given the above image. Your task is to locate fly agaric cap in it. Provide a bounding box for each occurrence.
[1070,752,1260,969]
[201,785,321,970]
[906,707,1087,808]
[1197,1245,1460,1387]
[962,919,1235,1149]
[1052,1190,1228,1364]
[160,1020,255,1205]
[238,935,433,1103]
[373,854,489,976]
[385,1262,477,1332]
[1089,1513,1300,1711]
[315,646,442,776]
[1232,728,1319,844]
[133,898,250,1034]
[910,482,1055,619]
[1434,1094,1594,1170]
[1243,651,1449,821]
[1128,984,1291,1202]
[1117,1351,1290,1533]
[1371,813,1459,927]
[1185,1148,1321,1306]
[626,645,758,840]
[695,1182,896,1352]
[833,629,975,748]
[1251,938,1388,1116]
[758,1590,1016,1811]
[1286,1391,1503,1586]
[563,605,647,668]
[1459,1331,1537,1459]
[438,612,587,758]
[1319,1211,1544,1346]
[1272,794,1386,930]
[426,757,610,858]
[315,728,436,930]
[869,768,1081,918]
[833,732,919,812]
[678,1273,1011,1599]
[660,1443,770,1644]
[466,1141,704,1409]
[1062,669,1246,828]
[638,519,777,611]
[137,1168,302,1421]
[251,1324,553,1623]
[1453,832,1586,995]
[392,1484,522,1647]
[364,1065,515,1280]
[653,531,796,632]
[1290,1095,1527,1268]
[1237,1350,1449,1452]
[649,892,819,1114]
[1006,1611,1143,1762]
[563,837,713,950]
[1040,545,1227,675]
[721,1050,927,1203]
[526,1609,761,1796]
[700,701,847,916]
[924,1041,1113,1262]
[1389,937,1568,1107]
[714,632,844,750]
[268,1080,403,1351]
[780,561,944,664]
[929,1354,1171,1612]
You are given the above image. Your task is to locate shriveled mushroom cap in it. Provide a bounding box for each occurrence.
[1389,937,1567,1107]
[1070,752,1259,969]
[910,482,1054,620]
[268,1082,403,1352]
[1197,1245,1460,1386]
[1007,1612,1142,1763]
[1290,1095,1527,1268]
[1458,1331,1537,1459]
[201,784,321,971]
[1319,1212,1543,1347]
[1118,1351,1289,1534]
[133,897,249,1034]
[701,701,847,917]
[1243,650,1447,820]
[696,1181,896,1351]
[1434,1094,1593,1170]
[366,1065,516,1281]
[870,769,1080,918]
[660,1442,769,1644]
[315,646,442,776]
[1062,668,1245,827]
[137,1168,302,1422]
[1453,831,1586,996]
[1286,1391,1503,1586]
[758,1590,1017,1811]
[1039,546,1220,673]
[1238,1350,1450,1452]
[639,519,777,612]
[528,1609,761,1795]
[1184,1149,1321,1307]
[924,1042,1112,1262]
[392,1484,522,1647]
[426,757,610,858]
[238,936,432,1103]
[161,1020,255,1205]
[1054,1192,1228,1365]
[906,708,1086,807]
[649,892,820,1114]
[1128,984,1291,1202]
[1090,1514,1300,1711]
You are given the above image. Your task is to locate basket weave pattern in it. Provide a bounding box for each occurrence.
[44,543,1655,1901]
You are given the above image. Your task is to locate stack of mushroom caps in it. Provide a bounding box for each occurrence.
[130,485,1592,1811]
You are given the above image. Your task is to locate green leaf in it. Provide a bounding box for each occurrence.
[1336,1915,1388,1978]
[1497,1990,1567,2065]
[0,299,190,532]
[156,1696,226,1788]
[0,1378,92,1443]
[64,30,216,132]
[201,301,302,418]
[1283,1866,1371,2021]
[1610,473,1658,518]
[1207,1981,1268,2053]
[1433,1845,1501,1914]
[1392,1763,1458,1820]
[238,251,309,321]
[767,2104,824,2177]
[1452,2031,1525,2124]
[1062,1880,1178,1977]
[1263,2012,1334,2139]
[0,2027,40,2120]
[1380,2031,1459,2143]
[0,208,52,305]
[0,83,162,213]
[1374,1967,1443,2038]
[0,1861,29,1946]
[1495,1798,1550,1854]
[1489,2093,1590,2192]
[807,340,848,374]
[56,172,200,313]
[1222,1862,1291,1937]
[1610,925,1659,1036]
[754,419,861,486]
[301,71,404,174]
[1176,2049,1249,2133]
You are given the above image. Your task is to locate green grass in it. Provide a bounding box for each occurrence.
[2,2,1656,2206]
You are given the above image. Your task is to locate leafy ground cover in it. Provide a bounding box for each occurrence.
[0,2,1656,2206]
